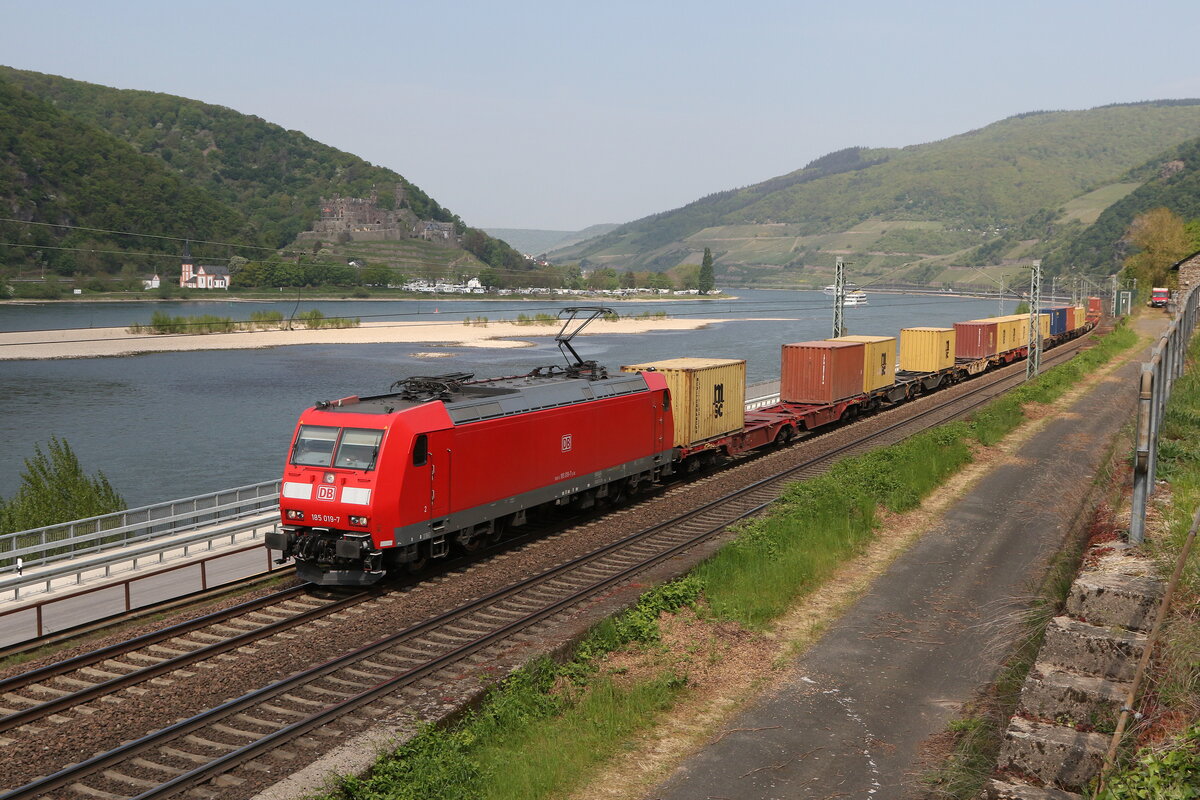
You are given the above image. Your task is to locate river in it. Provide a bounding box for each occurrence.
[0,290,1012,507]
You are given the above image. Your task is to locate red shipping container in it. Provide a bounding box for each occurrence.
[954,320,999,360]
[1088,296,1103,319]
[781,341,865,404]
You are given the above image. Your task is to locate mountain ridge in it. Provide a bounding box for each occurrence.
[553,100,1200,284]
[0,66,526,279]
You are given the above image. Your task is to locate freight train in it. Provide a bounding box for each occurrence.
[267,303,1099,586]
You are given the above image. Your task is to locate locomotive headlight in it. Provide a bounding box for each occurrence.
[349,515,369,527]
[323,473,335,484]
[286,509,305,520]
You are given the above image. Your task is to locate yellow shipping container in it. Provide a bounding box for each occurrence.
[899,327,955,372]
[828,335,896,392]
[991,314,1029,350]
[1040,313,1051,342]
[620,357,745,447]
[1073,306,1086,330]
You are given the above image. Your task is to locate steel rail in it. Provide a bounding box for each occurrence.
[0,585,307,692]
[0,588,372,733]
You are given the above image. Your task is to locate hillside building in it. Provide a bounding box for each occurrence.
[179,245,231,289]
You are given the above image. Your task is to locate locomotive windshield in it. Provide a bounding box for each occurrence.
[291,425,384,471]
[334,428,384,470]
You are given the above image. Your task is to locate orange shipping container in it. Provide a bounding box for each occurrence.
[828,335,896,392]
[899,327,955,372]
[781,341,864,404]
[955,320,998,359]
[620,358,745,447]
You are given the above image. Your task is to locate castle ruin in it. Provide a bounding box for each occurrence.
[298,185,460,246]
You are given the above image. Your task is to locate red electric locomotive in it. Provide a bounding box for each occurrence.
[267,310,674,585]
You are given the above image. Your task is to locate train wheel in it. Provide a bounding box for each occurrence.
[456,523,497,554]
[774,426,795,446]
[404,544,429,573]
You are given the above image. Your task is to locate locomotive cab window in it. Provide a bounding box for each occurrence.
[662,390,671,411]
[412,434,429,466]
[291,425,339,467]
[334,428,384,471]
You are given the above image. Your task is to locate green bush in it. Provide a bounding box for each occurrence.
[0,438,125,536]
[250,310,284,329]
[12,280,64,299]
[1096,724,1200,799]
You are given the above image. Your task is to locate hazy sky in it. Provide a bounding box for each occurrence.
[4,1,1200,230]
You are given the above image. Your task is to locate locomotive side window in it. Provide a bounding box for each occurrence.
[662,390,671,410]
[335,428,384,470]
[291,425,339,467]
[412,434,429,466]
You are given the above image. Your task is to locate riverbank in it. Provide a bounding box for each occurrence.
[0,316,742,360]
[0,291,735,305]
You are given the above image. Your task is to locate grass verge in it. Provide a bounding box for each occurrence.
[320,325,1139,800]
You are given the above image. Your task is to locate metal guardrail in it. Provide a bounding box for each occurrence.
[0,512,281,600]
[746,392,781,410]
[0,481,280,570]
[1131,286,1200,544]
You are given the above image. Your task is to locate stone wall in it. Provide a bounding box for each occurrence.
[1175,251,1200,296]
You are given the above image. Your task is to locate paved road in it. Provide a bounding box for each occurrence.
[649,333,1151,799]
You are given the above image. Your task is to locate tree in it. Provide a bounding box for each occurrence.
[647,271,675,290]
[585,267,619,291]
[361,264,393,287]
[1186,218,1200,251]
[1124,208,1192,288]
[674,264,700,291]
[699,247,715,294]
[0,438,125,534]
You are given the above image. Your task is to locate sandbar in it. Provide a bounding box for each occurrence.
[0,317,745,361]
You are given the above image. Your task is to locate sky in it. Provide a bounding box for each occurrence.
[3,1,1200,231]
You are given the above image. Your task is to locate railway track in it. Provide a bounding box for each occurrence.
[0,337,1091,799]
[0,586,373,736]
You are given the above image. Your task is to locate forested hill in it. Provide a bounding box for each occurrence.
[1046,133,1200,273]
[554,101,1200,280]
[0,78,255,275]
[0,66,524,277]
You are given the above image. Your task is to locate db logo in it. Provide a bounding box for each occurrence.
[561,434,573,452]
[316,485,337,501]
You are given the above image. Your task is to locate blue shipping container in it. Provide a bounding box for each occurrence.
[1047,306,1069,336]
